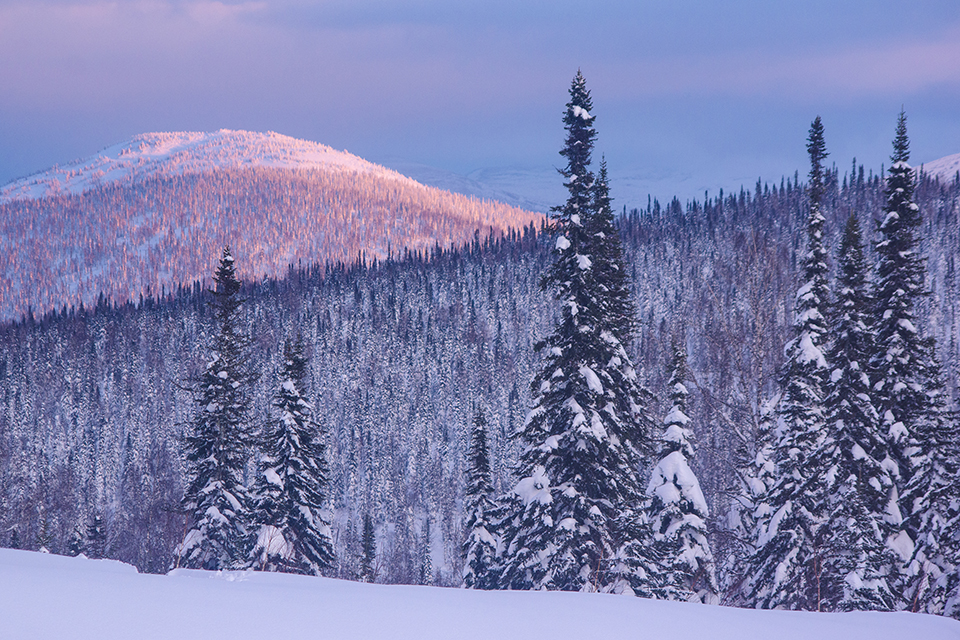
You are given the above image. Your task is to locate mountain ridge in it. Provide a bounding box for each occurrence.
[0,130,420,204]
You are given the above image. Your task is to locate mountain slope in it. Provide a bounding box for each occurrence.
[0,131,542,320]
[922,152,960,183]
[2,549,956,640]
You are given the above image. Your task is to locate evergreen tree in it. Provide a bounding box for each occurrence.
[821,214,898,611]
[9,528,21,550]
[36,513,52,553]
[647,341,719,603]
[746,117,832,610]
[250,336,334,575]
[462,407,498,589]
[176,247,257,571]
[86,514,107,559]
[732,394,778,599]
[68,524,84,557]
[870,112,960,613]
[360,513,377,583]
[419,517,434,585]
[496,71,655,594]
[587,158,637,346]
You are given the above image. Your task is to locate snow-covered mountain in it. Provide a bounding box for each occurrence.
[0,130,415,203]
[0,131,542,320]
[2,549,956,640]
[921,152,960,183]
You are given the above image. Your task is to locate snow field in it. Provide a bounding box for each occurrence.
[2,549,958,640]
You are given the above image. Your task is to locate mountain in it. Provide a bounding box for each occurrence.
[0,130,417,203]
[3,549,957,639]
[0,131,542,321]
[922,152,960,183]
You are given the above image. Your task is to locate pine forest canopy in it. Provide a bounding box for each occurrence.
[0,78,959,617]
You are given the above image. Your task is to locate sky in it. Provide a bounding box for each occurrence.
[2,0,959,207]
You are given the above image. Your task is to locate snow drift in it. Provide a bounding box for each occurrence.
[1,549,957,640]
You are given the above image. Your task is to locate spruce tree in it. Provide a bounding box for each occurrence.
[821,214,898,611]
[745,117,832,610]
[249,336,334,575]
[732,394,778,599]
[419,518,434,585]
[870,112,960,613]
[647,341,719,603]
[86,514,107,559]
[68,524,84,557]
[360,513,377,583]
[176,247,257,571]
[496,71,655,594]
[462,407,498,589]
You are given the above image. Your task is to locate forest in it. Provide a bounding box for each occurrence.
[1,78,959,616]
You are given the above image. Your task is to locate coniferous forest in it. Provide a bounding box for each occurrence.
[1,75,959,617]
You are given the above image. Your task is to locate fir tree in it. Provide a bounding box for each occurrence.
[250,336,334,575]
[36,512,52,553]
[496,71,655,594]
[176,247,257,571]
[86,514,107,559]
[9,528,20,550]
[360,513,377,583]
[462,407,498,589]
[870,112,960,613]
[732,394,778,599]
[821,214,898,611]
[746,117,832,610]
[419,517,434,585]
[647,341,719,603]
[68,524,84,557]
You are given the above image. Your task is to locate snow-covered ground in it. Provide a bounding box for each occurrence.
[1,549,956,640]
[0,130,421,203]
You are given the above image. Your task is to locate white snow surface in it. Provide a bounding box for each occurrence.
[1,549,956,640]
[921,152,960,183]
[0,130,420,203]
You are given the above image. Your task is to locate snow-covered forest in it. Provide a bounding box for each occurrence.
[0,156,540,321]
[1,77,959,618]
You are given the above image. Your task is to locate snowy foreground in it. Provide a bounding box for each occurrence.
[1,549,957,640]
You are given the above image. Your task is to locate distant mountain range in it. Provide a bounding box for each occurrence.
[0,131,542,321]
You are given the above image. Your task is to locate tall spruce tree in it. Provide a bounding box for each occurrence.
[249,336,334,575]
[176,248,257,570]
[360,513,377,583]
[745,117,832,610]
[462,407,498,589]
[495,71,655,594]
[821,214,898,611]
[647,341,719,603]
[86,513,107,559]
[870,112,960,614]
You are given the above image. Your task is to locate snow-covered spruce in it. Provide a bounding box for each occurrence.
[869,112,960,614]
[745,117,833,610]
[820,213,899,611]
[495,72,657,594]
[359,513,377,583]
[176,248,258,571]
[647,342,719,603]
[462,407,499,589]
[249,336,334,575]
